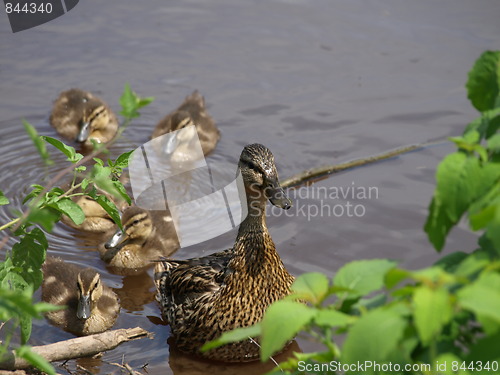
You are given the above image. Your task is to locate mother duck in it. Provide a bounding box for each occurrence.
[154,143,294,362]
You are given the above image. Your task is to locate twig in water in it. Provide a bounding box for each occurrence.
[247,337,283,373]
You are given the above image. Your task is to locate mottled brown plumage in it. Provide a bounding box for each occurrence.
[101,206,179,270]
[152,90,220,156]
[154,144,294,362]
[50,89,118,146]
[41,257,120,336]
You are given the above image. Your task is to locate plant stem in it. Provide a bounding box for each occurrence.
[0,218,20,232]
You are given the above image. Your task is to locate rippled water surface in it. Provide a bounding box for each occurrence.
[1,0,499,374]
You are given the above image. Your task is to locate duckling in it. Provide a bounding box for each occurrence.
[61,195,123,233]
[152,91,220,157]
[154,144,294,362]
[101,206,179,270]
[60,194,128,233]
[41,257,120,336]
[50,89,118,146]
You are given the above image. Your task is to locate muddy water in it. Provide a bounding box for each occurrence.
[1,0,499,374]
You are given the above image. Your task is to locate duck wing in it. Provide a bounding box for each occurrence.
[155,249,233,306]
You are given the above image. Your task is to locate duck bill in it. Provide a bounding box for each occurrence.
[267,182,292,210]
[77,294,91,320]
[164,134,178,154]
[76,121,90,142]
[104,229,127,249]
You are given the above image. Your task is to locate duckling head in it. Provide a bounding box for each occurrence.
[104,207,153,250]
[76,269,103,320]
[238,143,292,210]
[77,102,111,143]
[163,111,197,155]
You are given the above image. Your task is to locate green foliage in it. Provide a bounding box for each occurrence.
[0,84,152,373]
[205,51,500,375]
[261,301,317,360]
[119,83,155,119]
[466,50,500,112]
[23,120,52,166]
[0,189,9,206]
[425,50,500,252]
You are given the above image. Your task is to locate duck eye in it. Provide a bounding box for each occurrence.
[133,219,140,225]
[247,161,259,171]
[82,98,88,103]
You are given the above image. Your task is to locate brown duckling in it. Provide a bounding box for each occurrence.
[42,257,120,336]
[50,89,118,146]
[101,206,179,270]
[152,91,220,156]
[154,143,294,362]
[60,194,128,234]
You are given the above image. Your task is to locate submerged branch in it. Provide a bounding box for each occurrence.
[280,141,443,188]
[0,327,152,371]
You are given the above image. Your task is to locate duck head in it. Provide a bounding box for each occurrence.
[104,207,154,250]
[163,111,198,157]
[76,269,103,320]
[238,143,292,210]
[77,102,111,143]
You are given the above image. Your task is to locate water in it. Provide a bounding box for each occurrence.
[1,0,499,373]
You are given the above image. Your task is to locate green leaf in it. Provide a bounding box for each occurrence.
[22,184,44,204]
[91,164,123,200]
[48,197,85,225]
[20,314,32,344]
[458,271,500,324]
[42,136,83,163]
[119,83,137,118]
[112,180,131,205]
[201,324,261,352]
[25,206,61,232]
[114,150,134,170]
[314,309,353,328]
[341,308,406,371]
[137,96,155,109]
[435,353,472,375]
[81,178,90,192]
[466,50,500,112]
[261,300,316,360]
[11,228,47,290]
[93,157,104,167]
[453,251,490,278]
[1,271,29,292]
[487,133,500,153]
[413,286,453,346]
[119,83,154,119]
[96,195,122,230]
[425,152,500,251]
[290,272,329,304]
[0,287,39,320]
[466,331,500,364]
[333,259,396,299]
[464,109,500,141]
[384,268,411,289]
[23,120,53,166]
[433,251,468,273]
[0,189,9,205]
[15,346,55,375]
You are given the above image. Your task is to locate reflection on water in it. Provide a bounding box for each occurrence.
[167,339,302,375]
[113,272,156,312]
